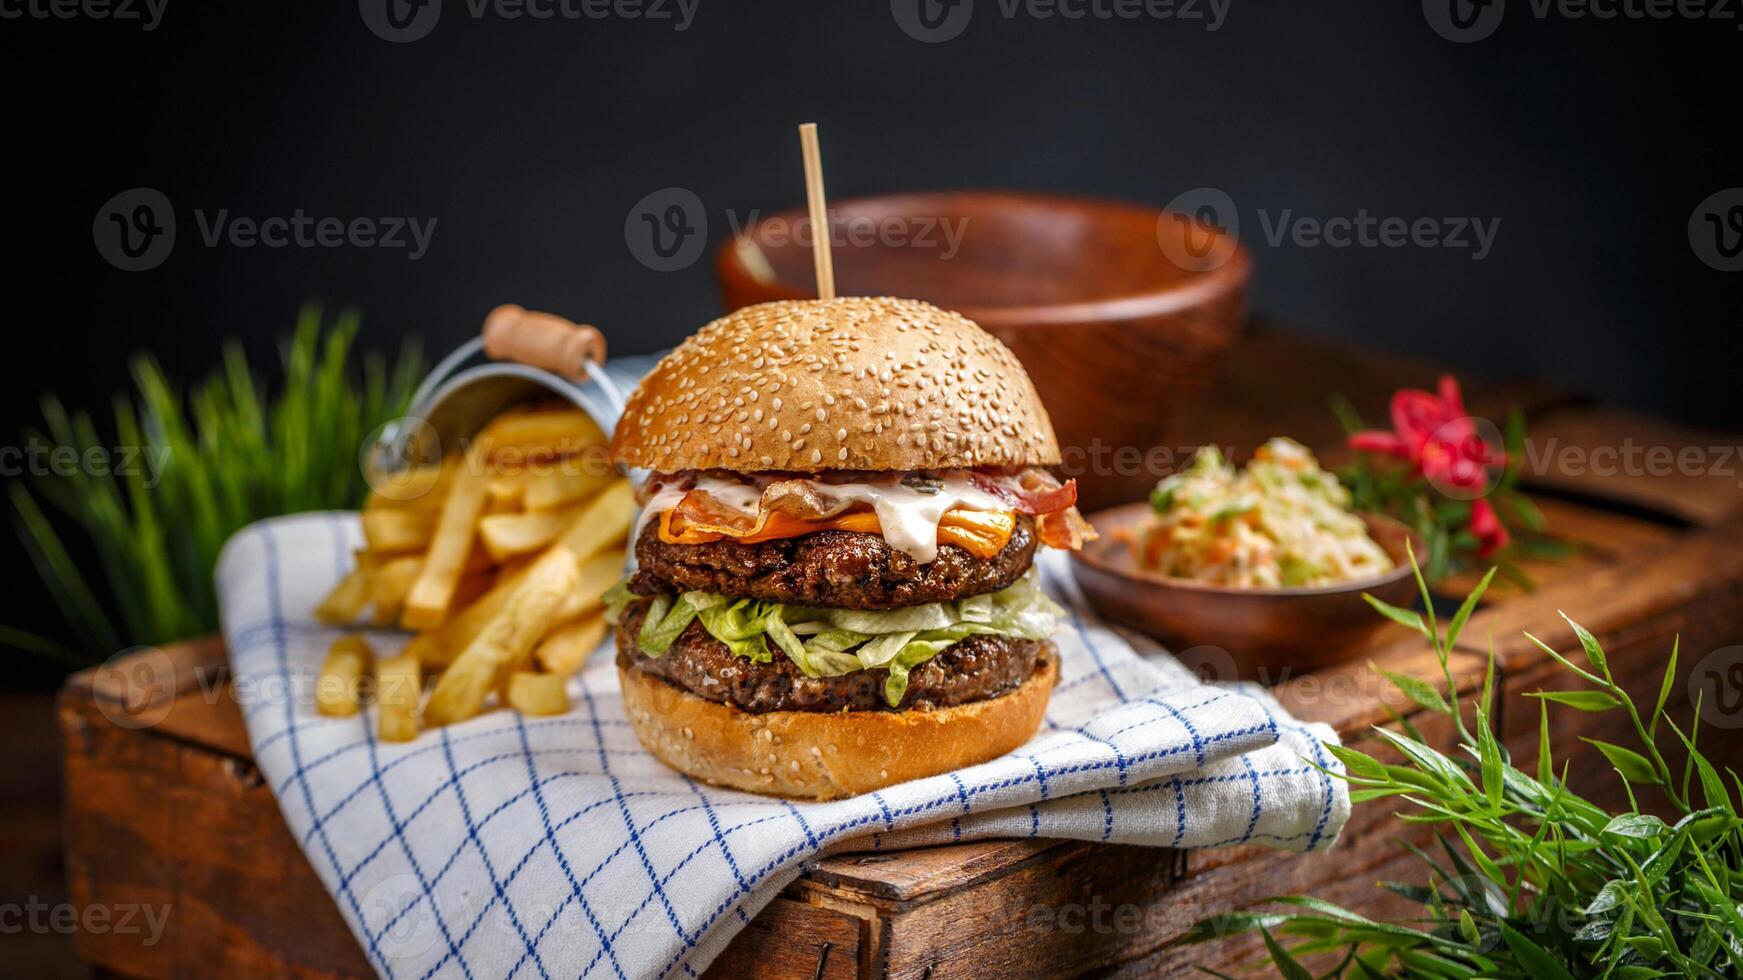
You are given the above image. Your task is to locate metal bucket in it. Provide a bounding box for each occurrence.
[366,306,659,481]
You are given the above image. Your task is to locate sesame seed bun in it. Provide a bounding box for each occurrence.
[615,649,1058,801]
[609,297,1062,473]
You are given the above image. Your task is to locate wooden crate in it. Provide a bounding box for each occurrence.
[59,333,1743,977]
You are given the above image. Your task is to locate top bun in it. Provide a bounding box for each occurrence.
[610,297,1062,473]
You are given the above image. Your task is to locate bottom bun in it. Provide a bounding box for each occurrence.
[617,647,1058,801]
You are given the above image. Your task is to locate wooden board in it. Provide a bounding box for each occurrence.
[56,333,1743,978]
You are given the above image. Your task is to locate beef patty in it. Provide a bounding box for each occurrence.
[615,599,1051,713]
[630,513,1037,609]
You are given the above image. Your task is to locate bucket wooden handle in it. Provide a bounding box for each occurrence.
[481,304,607,380]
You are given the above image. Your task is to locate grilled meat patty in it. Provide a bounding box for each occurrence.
[630,513,1037,609]
[615,599,1051,713]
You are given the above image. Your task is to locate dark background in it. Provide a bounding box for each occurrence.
[2,1,1738,676]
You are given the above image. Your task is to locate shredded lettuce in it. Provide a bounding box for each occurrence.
[604,572,1063,706]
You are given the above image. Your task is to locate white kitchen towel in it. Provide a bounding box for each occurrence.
[217,512,1349,980]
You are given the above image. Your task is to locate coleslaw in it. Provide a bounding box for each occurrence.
[1136,438,1392,588]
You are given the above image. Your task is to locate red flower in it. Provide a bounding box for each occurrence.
[1469,498,1511,557]
[1349,375,1504,494]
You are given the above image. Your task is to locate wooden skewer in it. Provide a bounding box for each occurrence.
[798,122,836,301]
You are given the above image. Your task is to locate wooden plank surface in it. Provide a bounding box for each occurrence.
[54,331,1743,978]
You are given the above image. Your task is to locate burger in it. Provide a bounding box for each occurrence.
[604,297,1094,800]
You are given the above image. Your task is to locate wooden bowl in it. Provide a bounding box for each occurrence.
[714,191,1251,510]
[1068,503,1421,682]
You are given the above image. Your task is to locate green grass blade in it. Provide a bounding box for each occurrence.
[9,485,119,653]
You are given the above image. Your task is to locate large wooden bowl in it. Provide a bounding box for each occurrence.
[714,191,1251,510]
[1069,503,1421,682]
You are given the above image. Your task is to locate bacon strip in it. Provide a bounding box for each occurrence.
[968,469,1078,515]
[667,489,760,536]
[1035,506,1098,550]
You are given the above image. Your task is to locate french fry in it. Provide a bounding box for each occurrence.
[524,468,614,512]
[478,507,581,562]
[401,443,492,630]
[423,548,581,726]
[362,508,436,553]
[377,652,422,742]
[402,633,443,669]
[313,566,370,624]
[414,546,622,671]
[474,407,605,459]
[366,455,455,512]
[552,549,627,625]
[534,615,606,676]
[414,563,535,670]
[414,480,634,668]
[486,472,531,509]
[505,671,570,716]
[451,566,496,611]
[369,555,424,626]
[317,634,373,717]
[551,478,635,559]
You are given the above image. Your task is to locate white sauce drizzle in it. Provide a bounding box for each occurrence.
[636,472,1013,564]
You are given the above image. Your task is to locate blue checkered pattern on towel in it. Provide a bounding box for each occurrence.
[216,512,1348,979]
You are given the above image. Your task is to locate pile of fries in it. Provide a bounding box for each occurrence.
[311,405,633,741]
